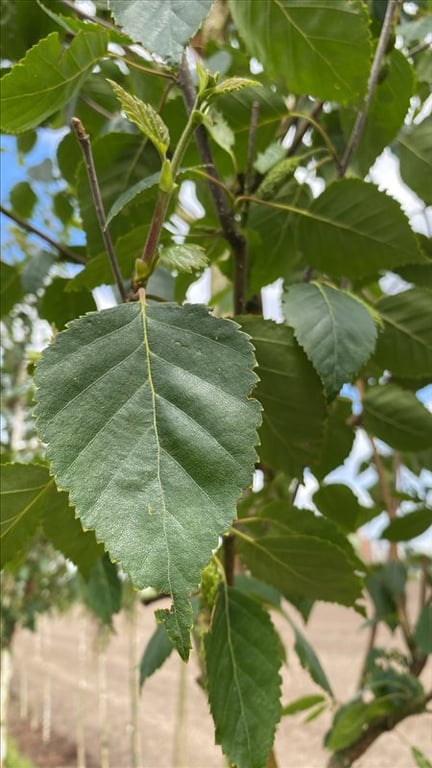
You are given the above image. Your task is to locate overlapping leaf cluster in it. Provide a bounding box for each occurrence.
[1,1,431,767]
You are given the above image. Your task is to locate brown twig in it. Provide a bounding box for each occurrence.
[339,0,402,176]
[0,205,87,265]
[71,117,128,301]
[177,57,248,314]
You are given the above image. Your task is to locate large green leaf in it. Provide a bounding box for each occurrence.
[362,384,432,452]
[373,288,432,378]
[0,29,108,133]
[283,282,377,400]
[0,463,103,576]
[229,0,370,104]
[397,118,432,205]
[297,179,424,278]
[310,398,355,481]
[205,585,282,768]
[108,0,213,63]
[35,300,260,657]
[238,316,326,476]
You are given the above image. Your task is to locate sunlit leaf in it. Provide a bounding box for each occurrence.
[0,29,108,133]
[108,79,170,158]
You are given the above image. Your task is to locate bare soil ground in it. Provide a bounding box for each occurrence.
[7,586,432,768]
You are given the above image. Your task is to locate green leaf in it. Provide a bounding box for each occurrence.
[0,29,108,133]
[380,508,432,543]
[282,611,333,696]
[108,80,170,159]
[362,384,432,452]
[256,502,362,570]
[297,179,424,279]
[325,698,370,751]
[314,483,377,534]
[237,527,362,606]
[205,585,282,768]
[411,746,432,768]
[229,0,370,104]
[9,181,37,219]
[283,282,377,400]
[343,49,414,176]
[82,554,122,625]
[155,597,193,661]
[398,118,432,205]
[0,464,49,568]
[366,561,407,628]
[105,172,161,226]
[108,0,213,63]
[282,694,326,716]
[53,190,74,226]
[39,277,97,329]
[158,244,208,273]
[310,398,355,481]
[35,300,260,659]
[373,288,432,377]
[247,178,310,295]
[1,262,23,317]
[414,605,432,654]
[21,251,55,294]
[0,463,102,576]
[139,621,174,687]
[208,76,261,98]
[238,316,326,477]
[42,504,104,580]
[0,463,64,567]
[76,132,159,255]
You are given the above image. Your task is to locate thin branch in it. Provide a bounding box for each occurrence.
[339,0,401,176]
[286,101,326,158]
[244,100,260,196]
[327,690,432,768]
[408,39,432,57]
[0,204,87,265]
[71,117,128,302]
[177,56,248,314]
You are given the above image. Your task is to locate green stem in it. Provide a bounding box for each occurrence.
[140,98,201,270]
